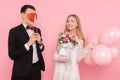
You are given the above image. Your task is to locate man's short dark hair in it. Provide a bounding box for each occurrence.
[21,4,36,13]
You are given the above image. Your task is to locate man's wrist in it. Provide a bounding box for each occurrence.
[39,43,44,50]
[24,43,30,51]
[27,42,31,47]
[37,40,42,44]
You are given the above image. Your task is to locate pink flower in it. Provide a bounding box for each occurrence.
[58,32,78,46]
[63,37,68,42]
[71,36,76,42]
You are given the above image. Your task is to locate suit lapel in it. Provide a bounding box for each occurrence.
[19,24,29,42]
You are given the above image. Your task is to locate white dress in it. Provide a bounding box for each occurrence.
[53,38,93,80]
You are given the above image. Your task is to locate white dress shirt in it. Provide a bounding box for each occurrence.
[23,23,39,64]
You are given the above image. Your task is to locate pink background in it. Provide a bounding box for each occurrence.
[0,0,120,80]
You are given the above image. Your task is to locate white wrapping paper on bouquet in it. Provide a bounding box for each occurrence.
[59,42,73,61]
[58,42,74,70]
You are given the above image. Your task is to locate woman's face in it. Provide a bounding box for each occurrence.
[66,16,78,31]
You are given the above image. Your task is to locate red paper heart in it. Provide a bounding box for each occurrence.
[27,13,37,21]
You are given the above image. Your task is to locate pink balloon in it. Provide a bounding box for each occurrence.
[84,50,96,66]
[110,46,119,60]
[86,36,99,44]
[100,27,120,46]
[91,44,112,66]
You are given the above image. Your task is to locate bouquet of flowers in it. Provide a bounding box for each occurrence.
[58,32,78,56]
[58,32,78,46]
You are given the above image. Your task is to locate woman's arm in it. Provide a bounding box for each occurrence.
[76,42,94,63]
[53,43,68,62]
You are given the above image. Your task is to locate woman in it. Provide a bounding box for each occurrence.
[53,14,95,80]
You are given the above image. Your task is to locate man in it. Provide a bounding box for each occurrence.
[8,4,45,80]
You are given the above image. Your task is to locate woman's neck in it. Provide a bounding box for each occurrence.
[69,29,77,36]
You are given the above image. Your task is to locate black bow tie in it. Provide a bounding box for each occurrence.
[26,26,34,30]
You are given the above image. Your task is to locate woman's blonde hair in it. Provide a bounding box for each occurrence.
[64,14,85,46]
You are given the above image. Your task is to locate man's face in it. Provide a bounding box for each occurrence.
[22,8,37,26]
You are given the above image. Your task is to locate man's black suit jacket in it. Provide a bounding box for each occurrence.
[8,24,45,77]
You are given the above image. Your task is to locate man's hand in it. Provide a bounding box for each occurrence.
[35,33,42,44]
[27,33,37,47]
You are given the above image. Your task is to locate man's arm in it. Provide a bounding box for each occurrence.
[37,28,45,52]
[8,29,28,60]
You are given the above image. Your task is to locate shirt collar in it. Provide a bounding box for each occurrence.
[22,23,27,29]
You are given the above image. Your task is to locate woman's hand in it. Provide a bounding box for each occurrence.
[85,43,97,51]
[59,55,68,62]
[88,43,97,48]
